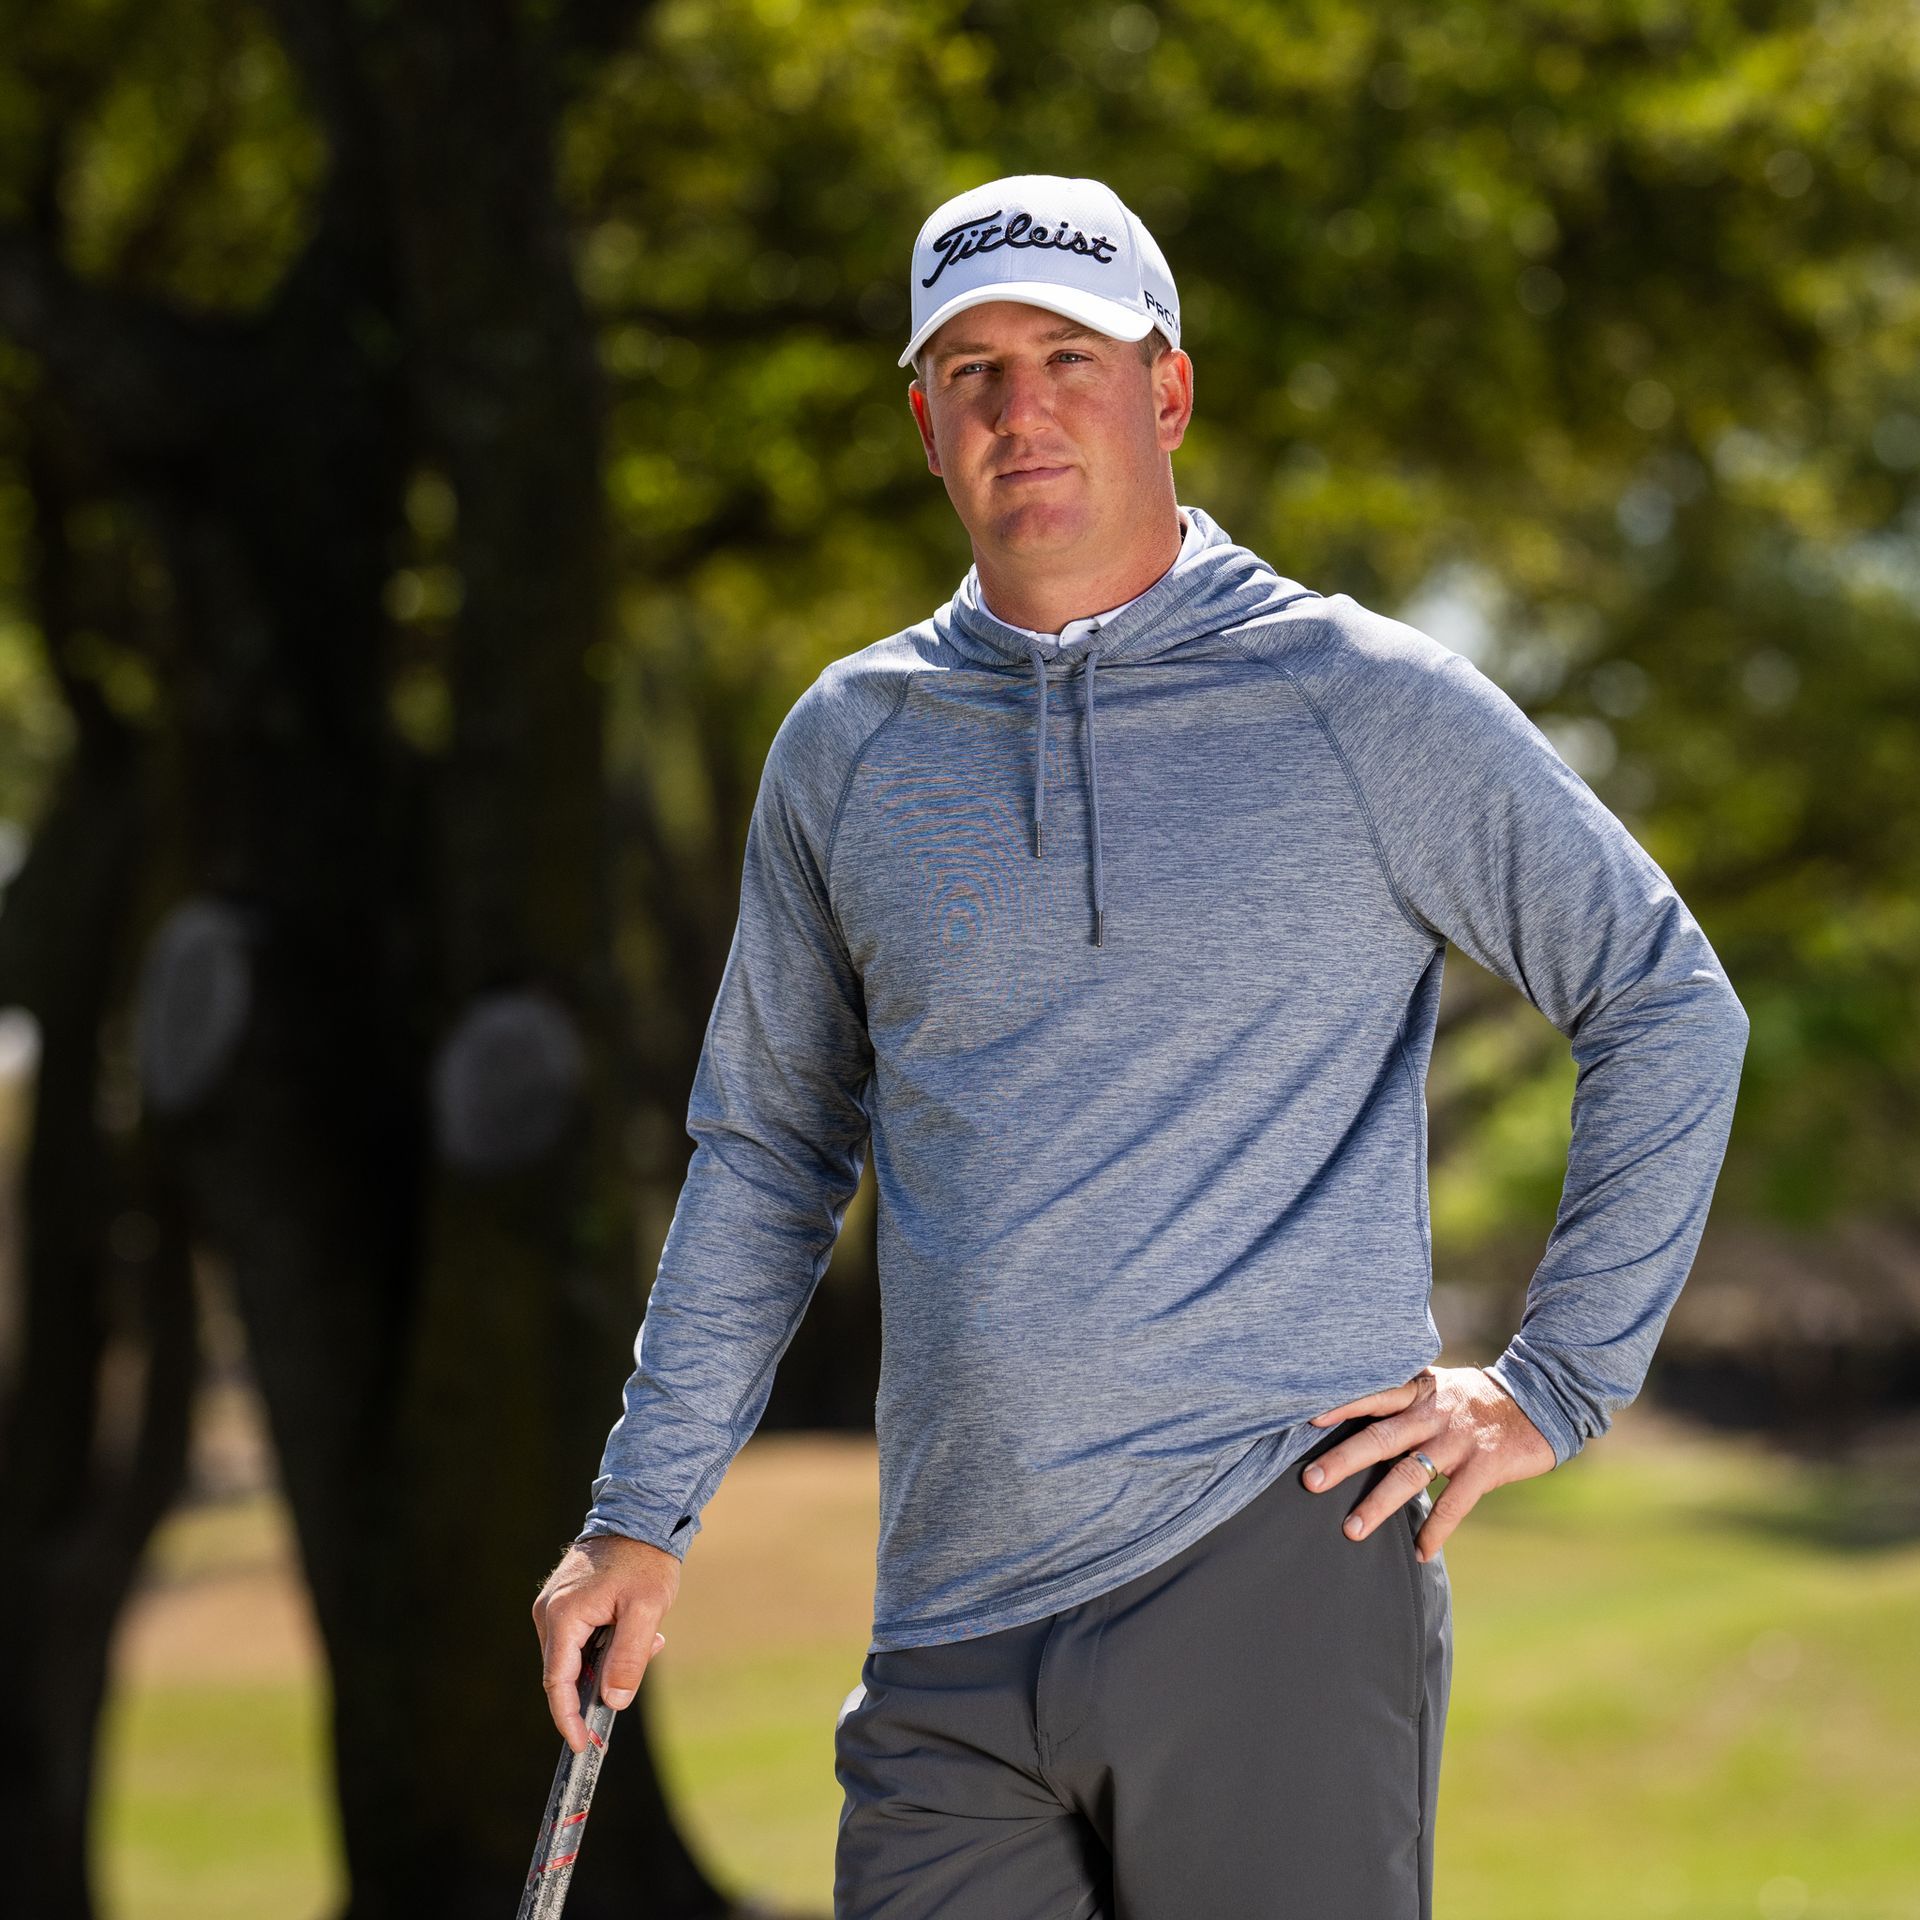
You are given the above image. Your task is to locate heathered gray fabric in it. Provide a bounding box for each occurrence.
[581,502,1750,1653]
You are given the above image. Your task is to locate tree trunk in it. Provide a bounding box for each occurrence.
[0,461,198,1920]
[0,0,746,1911]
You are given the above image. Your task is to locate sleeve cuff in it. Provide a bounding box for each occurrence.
[578,1476,703,1560]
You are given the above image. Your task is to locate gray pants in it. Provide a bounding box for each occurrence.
[833,1417,1452,1918]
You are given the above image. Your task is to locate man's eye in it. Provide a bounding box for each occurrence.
[949,351,1089,378]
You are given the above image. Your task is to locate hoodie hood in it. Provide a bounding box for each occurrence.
[930,504,1322,946]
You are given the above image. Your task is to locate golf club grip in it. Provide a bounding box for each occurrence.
[517,1621,619,1918]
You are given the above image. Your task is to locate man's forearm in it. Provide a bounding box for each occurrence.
[1484,960,1750,1465]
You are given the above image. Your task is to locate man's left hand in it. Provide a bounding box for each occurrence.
[1301,1365,1558,1563]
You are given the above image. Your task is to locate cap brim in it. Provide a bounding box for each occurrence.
[899,281,1155,370]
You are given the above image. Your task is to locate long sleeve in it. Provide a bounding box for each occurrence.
[1312,606,1750,1468]
[579,684,876,1556]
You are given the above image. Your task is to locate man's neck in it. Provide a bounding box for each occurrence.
[975,506,1186,635]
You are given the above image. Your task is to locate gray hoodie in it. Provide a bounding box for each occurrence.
[581,504,1750,1652]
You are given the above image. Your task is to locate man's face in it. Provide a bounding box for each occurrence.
[907,300,1192,563]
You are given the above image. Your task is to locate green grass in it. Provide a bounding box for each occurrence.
[1431,1437,1920,1918]
[94,1424,1920,1918]
[95,1679,345,1920]
[647,1646,858,1904]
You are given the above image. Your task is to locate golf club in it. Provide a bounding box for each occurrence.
[517,1621,618,1917]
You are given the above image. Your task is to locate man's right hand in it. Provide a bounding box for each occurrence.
[531,1533,683,1752]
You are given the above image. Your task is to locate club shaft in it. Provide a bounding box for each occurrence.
[517,1624,618,1918]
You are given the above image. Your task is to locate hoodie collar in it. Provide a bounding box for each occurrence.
[929,503,1321,949]
[938,503,1313,671]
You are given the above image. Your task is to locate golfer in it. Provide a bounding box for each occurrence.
[532,173,1749,1916]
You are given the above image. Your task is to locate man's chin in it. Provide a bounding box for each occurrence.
[977,492,1092,553]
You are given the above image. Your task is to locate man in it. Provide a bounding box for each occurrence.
[532,174,1749,1916]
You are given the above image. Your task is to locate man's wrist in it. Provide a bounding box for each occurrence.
[1482,1347,1580,1468]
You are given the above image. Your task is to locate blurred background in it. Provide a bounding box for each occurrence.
[0,0,1916,1915]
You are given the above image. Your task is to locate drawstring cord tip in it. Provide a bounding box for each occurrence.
[1033,820,1044,858]
[1092,909,1105,948]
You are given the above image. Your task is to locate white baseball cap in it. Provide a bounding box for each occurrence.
[899,173,1181,371]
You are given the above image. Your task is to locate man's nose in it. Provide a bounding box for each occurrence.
[994,362,1053,433]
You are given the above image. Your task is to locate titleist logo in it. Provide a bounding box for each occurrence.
[922,209,1121,288]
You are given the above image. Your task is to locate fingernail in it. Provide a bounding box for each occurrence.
[1345,1515,1364,1537]
[653,1633,666,1649]
[1305,1465,1324,1488]
[604,1686,633,1709]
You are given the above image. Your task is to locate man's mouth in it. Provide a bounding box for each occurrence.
[996,463,1071,482]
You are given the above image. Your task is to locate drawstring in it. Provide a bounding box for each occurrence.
[1026,641,1048,860]
[1024,639,1108,948]
[1084,647,1105,948]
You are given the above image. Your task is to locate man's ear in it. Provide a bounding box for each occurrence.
[1154,350,1194,454]
[908,381,943,476]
